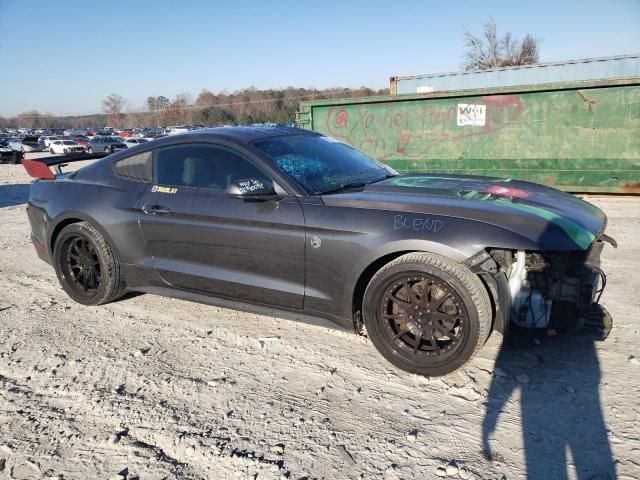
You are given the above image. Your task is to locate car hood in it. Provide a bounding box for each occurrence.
[321,173,606,250]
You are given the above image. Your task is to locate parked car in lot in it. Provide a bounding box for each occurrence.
[49,140,86,154]
[142,133,167,142]
[10,135,45,152]
[41,136,61,148]
[0,141,22,163]
[21,126,615,376]
[166,125,191,135]
[8,138,28,152]
[121,137,148,148]
[73,136,91,147]
[87,136,127,153]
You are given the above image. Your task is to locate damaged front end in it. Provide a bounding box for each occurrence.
[467,235,616,338]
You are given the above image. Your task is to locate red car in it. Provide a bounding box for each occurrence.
[73,136,91,147]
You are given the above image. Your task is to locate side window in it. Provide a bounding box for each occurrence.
[113,151,153,182]
[153,143,270,191]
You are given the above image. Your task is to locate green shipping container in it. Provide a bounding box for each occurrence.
[297,78,640,194]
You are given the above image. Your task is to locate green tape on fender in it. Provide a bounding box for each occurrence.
[494,198,595,250]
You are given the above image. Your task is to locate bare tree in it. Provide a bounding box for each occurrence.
[462,18,539,70]
[146,96,170,127]
[102,94,127,128]
[16,111,43,129]
[162,96,188,126]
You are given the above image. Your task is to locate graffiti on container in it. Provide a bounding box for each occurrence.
[325,95,524,160]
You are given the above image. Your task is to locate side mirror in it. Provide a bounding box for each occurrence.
[226,178,281,200]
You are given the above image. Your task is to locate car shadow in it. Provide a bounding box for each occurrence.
[0,183,31,208]
[114,291,145,302]
[482,308,616,478]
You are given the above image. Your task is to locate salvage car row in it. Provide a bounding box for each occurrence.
[0,134,155,158]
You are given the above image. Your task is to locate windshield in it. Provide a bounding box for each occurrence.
[62,141,76,145]
[254,135,394,194]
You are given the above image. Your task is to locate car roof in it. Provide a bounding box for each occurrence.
[88,126,321,167]
[160,125,318,145]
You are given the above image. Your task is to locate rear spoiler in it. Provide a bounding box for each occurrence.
[22,153,108,180]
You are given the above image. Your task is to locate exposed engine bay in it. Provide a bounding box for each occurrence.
[466,238,614,335]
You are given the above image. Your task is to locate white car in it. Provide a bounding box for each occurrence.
[49,140,86,154]
[166,125,191,135]
[121,138,149,148]
[41,136,61,148]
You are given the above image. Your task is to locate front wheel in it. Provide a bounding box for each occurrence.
[104,146,112,153]
[363,252,492,376]
[53,222,124,305]
[87,147,92,153]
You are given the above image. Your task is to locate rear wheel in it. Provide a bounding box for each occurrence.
[53,222,124,305]
[363,252,491,376]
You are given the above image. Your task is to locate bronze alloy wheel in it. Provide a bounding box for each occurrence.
[379,273,468,359]
[363,253,492,376]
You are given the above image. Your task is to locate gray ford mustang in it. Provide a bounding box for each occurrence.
[23,126,615,376]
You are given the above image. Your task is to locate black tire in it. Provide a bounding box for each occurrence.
[104,146,111,153]
[53,222,124,306]
[87,147,93,154]
[11,151,22,164]
[49,148,54,154]
[363,252,491,376]
[63,148,69,155]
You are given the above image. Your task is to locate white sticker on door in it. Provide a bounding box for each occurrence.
[457,104,486,126]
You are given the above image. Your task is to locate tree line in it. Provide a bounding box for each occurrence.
[2,19,540,130]
[1,86,388,130]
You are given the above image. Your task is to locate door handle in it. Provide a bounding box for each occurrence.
[142,204,171,215]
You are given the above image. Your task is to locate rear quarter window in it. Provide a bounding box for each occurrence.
[113,151,152,182]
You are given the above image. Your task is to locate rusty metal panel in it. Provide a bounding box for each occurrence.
[298,78,640,194]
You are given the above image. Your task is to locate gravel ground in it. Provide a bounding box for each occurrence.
[0,155,639,479]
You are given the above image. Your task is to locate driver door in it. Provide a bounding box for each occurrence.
[137,142,306,310]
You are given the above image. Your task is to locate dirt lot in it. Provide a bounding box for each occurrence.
[1,156,639,479]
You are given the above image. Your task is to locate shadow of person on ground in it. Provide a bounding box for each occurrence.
[0,183,31,208]
[482,305,616,479]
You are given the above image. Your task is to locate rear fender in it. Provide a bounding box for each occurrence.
[48,211,120,261]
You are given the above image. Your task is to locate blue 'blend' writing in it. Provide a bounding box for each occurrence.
[393,214,444,233]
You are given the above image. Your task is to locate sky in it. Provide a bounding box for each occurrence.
[0,0,639,117]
